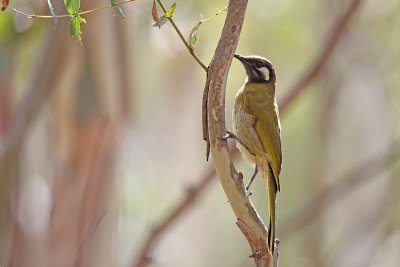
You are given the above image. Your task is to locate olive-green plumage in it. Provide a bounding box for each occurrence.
[233,54,282,253]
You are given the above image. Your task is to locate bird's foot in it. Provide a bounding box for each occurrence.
[217,129,235,141]
[218,130,255,157]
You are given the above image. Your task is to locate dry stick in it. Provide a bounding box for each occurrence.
[279,0,362,112]
[132,0,364,265]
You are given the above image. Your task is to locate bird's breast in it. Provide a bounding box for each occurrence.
[232,91,263,164]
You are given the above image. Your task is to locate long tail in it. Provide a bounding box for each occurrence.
[267,164,277,253]
[258,158,277,253]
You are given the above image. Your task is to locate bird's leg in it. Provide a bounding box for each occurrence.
[219,130,258,195]
[219,130,255,157]
[245,166,258,192]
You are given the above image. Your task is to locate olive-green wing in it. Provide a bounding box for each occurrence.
[244,86,282,190]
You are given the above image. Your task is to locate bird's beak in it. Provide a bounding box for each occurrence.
[234,54,250,67]
[234,54,244,61]
[234,54,252,74]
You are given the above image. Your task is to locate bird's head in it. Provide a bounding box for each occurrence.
[234,54,275,84]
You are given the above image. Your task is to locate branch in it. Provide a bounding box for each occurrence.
[280,139,400,240]
[12,0,136,19]
[14,0,208,71]
[0,18,69,247]
[204,0,277,266]
[131,166,217,267]
[279,0,362,112]
[156,0,207,71]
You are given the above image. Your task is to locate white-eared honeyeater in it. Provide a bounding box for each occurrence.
[232,54,282,253]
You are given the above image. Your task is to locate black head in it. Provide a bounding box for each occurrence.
[234,54,275,84]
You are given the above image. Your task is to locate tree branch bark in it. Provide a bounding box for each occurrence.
[204,0,277,266]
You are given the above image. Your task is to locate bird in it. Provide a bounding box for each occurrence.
[232,54,282,253]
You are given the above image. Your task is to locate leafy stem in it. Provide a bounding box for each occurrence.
[12,0,135,19]
[155,0,207,71]
[14,0,208,71]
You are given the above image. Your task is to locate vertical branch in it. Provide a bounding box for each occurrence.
[204,0,277,266]
[1,19,68,266]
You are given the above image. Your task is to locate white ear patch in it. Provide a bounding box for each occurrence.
[257,66,270,81]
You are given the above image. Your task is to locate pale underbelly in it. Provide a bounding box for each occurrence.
[232,108,264,165]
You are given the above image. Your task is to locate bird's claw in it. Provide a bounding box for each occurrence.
[217,130,234,141]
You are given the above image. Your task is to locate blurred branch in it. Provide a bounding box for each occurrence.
[156,0,207,71]
[0,21,67,214]
[1,18,68,265]
[280,139,400,240]
[132,166,216,267]
[279,0,363,112]
[75,120,112,267]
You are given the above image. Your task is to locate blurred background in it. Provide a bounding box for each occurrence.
[1,0,400,266]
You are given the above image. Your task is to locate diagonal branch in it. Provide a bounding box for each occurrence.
[156,0,207,71]
[280,140,400,240]
[279,0,362,112]
[131,166,216,267]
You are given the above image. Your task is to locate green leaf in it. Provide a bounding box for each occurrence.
[69,15,86,43]
[165,2,176,18]
[152,15,168,28]
[64,0,80,15]
[188,21,202,48]
[111,0,125,19]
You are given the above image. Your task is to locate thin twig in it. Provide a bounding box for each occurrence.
[279,0,362,112]
[200,7,227,22]
[12,0,136,19]
[13,0,208,71]
[156,0,207,71]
